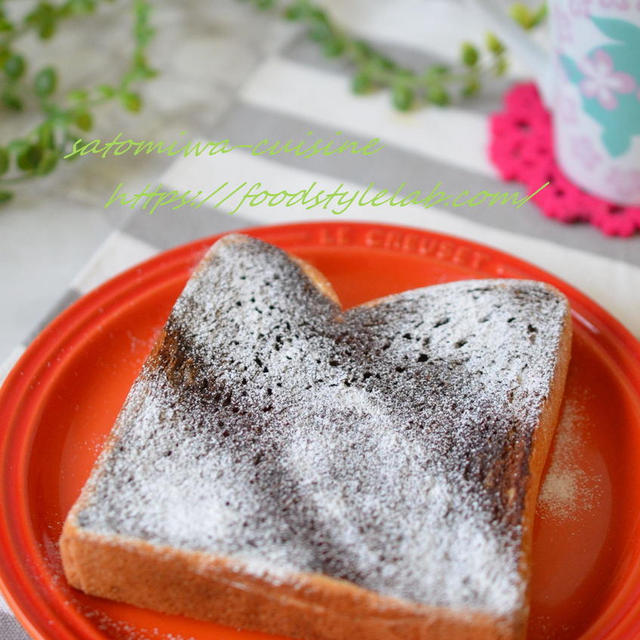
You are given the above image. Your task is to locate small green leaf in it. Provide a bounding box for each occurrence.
[37,149,59,175]
[462,78,481,98]
[98,84,116,98]
[309,8,329,23]
[38,17,56,38]
[395,68,415,80]
[284,4,304,20]
[461,42,479,67]
[351,71,374,94]
[352,40,373,60]
[37,122,56,149]
[494,57,508,76]
[17,144,43,171]
[8,139,29,155]
[67,88,89,102]
[309,21,331,42]
[430,64,449,75]
[122,91,142,112]
[134,0,151,20]
[392,85,414,111]
[486,32,505,55]
[25,2,58,39]
[424,65,450,82]
[144,66,158,79]
[323,37,344,57]
[0,147,9,175]
[1,91,23,111]
[510,3,533,29]
[135,25,155,47]
[133,51,156,78]
[531,4,548,27]
[0,18,14,34]
[0,190,13,205]
[4,54,25,79]
[427,85,450,106]
[34,66,57,97]
[68,0,97,14]
[368,55,396,77]
[73,110,93,131]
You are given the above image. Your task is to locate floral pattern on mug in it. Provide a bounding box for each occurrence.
[606,166,640,199]
[558,93,580,123]
[571,135,604,170]
[560,17,640,157]
[568,0,593,17]
[557,8,574,42]
[579,49,635,109]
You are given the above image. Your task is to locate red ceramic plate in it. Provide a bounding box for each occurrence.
[1,222,640,640]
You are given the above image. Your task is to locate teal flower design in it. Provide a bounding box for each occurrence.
[578,49,634,109]
[560,17,640,157]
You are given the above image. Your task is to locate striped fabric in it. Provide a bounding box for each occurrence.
[160,33,640,334]
[1,1,638,637]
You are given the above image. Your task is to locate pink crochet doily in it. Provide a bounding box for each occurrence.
[489,82,640,237]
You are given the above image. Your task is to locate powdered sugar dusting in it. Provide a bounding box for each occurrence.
[539,394,600,519]
[41,534,195,640]
[81,609,197,640]
[74,234,569,619]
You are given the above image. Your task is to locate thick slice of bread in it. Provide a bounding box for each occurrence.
[60,234,572,640]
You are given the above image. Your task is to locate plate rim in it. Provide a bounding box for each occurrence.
[1,220,640,640]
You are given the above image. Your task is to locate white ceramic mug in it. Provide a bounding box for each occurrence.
[472,0,640,205]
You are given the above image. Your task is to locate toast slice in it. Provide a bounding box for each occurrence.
[60,234,572,640]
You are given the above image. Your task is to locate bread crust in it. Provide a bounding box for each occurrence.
[59,237,572,640]
[512,294,572,637]
[60,521,515,640]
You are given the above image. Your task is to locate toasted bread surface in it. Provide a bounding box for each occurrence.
[60,234,572,640]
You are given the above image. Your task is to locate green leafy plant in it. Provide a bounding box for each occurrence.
[241,0,546,110]
[509,2,547,30]
[0,0,155,203]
